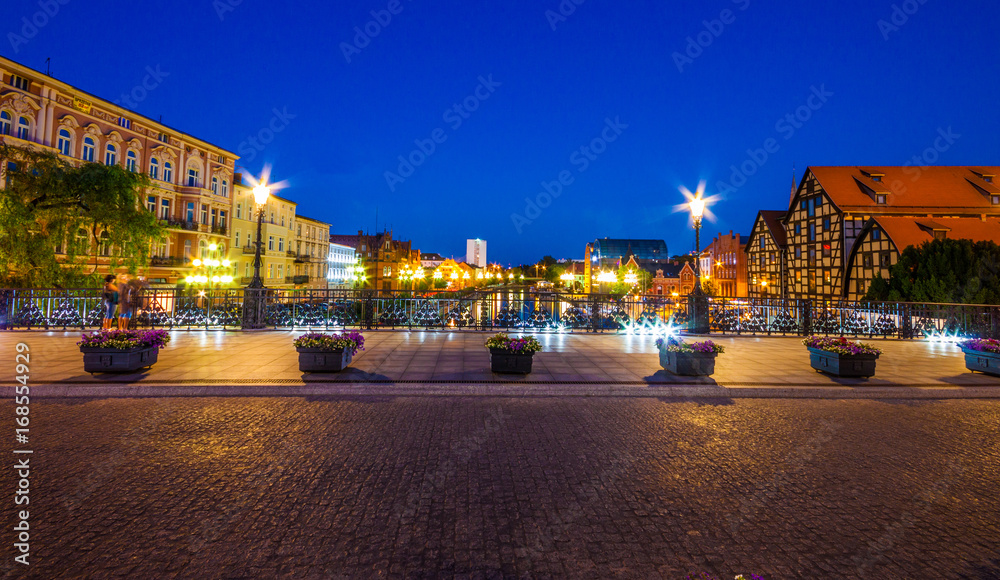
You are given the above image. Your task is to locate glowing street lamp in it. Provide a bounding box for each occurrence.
[242,177,272,330]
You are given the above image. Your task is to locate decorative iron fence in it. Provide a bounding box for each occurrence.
[1,288,998,339]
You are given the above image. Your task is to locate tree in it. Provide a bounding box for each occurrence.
[0,144,165,288]
[701,279,719,297]
[864,238,1000,304]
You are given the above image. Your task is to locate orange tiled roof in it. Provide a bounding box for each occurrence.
[872,216,1000,252]
[806,166,1000,214]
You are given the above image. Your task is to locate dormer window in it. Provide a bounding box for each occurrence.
[861,169,885,182]
[876,194,887,204]
[992,195,999,205]
[933,231,946,241]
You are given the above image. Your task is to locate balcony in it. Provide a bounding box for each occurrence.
[164,218,200,232]
[286,250,297,258]
[286,275,310,285]
[149,256,190,267]
[241,245,258,255]
[295,254,315,263]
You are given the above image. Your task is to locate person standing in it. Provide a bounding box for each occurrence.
[102,274,119,330]
[117,274,134,330]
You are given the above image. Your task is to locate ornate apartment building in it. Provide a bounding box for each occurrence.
[292,214,330,290]
[330,230,419,292]
[0,55,237,286]
[744,211,787,298]
[747,166,1000,301]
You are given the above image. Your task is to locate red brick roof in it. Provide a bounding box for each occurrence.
[806,166,1000,214]
[757,210,788,248]
[871,216,1000,252]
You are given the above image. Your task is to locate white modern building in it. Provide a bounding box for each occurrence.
[327,242,359,288]
[466,239,487,268]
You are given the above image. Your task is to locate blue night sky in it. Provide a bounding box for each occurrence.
[5,0,999,265]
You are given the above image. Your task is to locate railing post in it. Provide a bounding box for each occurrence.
[801,299,812,336]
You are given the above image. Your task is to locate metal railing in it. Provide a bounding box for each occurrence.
[1,287,998,338]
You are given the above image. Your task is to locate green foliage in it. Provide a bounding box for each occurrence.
[0,144,165,288]
[701,279,719,297]
[864,238,1000,304]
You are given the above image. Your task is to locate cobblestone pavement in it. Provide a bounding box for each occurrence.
[2,397,999,579]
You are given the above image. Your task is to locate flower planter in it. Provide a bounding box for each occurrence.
[80,346,159,373]
[658,348,718,376]
[489,348,534,374]
[808,347,878,377]
[961,347,1000,376]
[296,347,353,372]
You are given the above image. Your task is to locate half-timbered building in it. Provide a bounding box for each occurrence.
[845,217,1000,300]
[744,210,787,298]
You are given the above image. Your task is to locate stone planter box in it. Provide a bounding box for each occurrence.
[658,348,718,376]
[489,348,534,374]
[808,347,878,377]
[961,347,1000,376]
[80,346,159,373]
[296,347,353,372]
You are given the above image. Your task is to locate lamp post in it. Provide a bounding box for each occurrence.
[686,192,709,333]
[242,181,271,329]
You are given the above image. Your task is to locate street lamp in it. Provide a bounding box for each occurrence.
[242,180,271,329]
[688,195,706,292]
[685,188,710,333]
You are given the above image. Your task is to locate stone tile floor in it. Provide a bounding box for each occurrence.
[1,330,996,387]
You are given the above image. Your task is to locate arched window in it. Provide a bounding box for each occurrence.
[211,176,218,194]
[163,162,173,183]
[16,117,29,140]
[149,157,160,180]
[57,129,71,156]
[99,231,111,256]
[199,239,207,258]
[104,143,117,166]
[0,112,10,136]
[221,179,229,197]
[125,150,137,172]
[74,228,89,254]
[82,137,96,162]
[187,167,199,187]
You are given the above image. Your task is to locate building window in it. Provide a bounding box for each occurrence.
[16,117,29,140]
[150,157,160,180]
[104,144,117,165]
[863,254,873,268]
[872,228,881,241]
[199,240,207,258]
[281,215,285,227]
[933,230,946,241]
[278,264,283,279]
[880,251,892,266]
[769,252,776,265]
[0,111,11,136]
[808,223,816,242]
[158,133,169,143]
[221,180,228,197]
[823,217,830,232]
[993,195,1000,205]
[795,223,801,236]
[808,248,816,267]
[823,270,831,284]
[163,162,173,183]
[126,150,137,172]
[235,230,241,248]
[184,240,192,258]
[82,137,95,162]
[759,237,765,250]
[186,202,195,222]
[219,211,227,229]
[268,236,274,251]
[278,238,284,251]
[795,246,802,259]
[118,117,131,129]
[822,243,831,257]
[876,194,887,204]
[210,209,217,227]
[57,129,71,156]
[796,270,802,282]
[201,205,208,224]
[147,195,156,212]
[211,176,218,194]
[160,199,170,219]
[246,233,251,248]
[187,168,199,187]
[807,198,815,217]
[236,203,242,220]
[10,75,30,91]
[759,255,765,268]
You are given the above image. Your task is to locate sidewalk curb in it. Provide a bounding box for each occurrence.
[5,383,1000,399]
